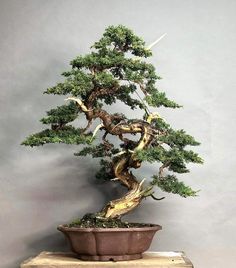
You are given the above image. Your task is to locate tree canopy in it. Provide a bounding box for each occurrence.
[22,25,203,209]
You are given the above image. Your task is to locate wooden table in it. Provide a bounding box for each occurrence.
[21,251,193,267]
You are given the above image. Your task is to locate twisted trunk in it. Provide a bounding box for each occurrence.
[100,120,155,218]
[100,159,144,218]
[67,95,157,219]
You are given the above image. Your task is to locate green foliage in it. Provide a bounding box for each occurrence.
[93,25,152,57]
[115,85,145,109]
[135,146,203,173]
[43,25,177,111]
[75,144,119,158]
[21,126,93,147]
[181,150,203,163]
[151,175,198,197]
[94,71,118,88]
[135,147,165,163]
[22,25,203,200]
[71,50,125,71]
[148,117,171,131]
[95,159,114,181]
[40,102,79,125]
[44,70,94,97]
[144,91,182,108]
[158,129,200,149]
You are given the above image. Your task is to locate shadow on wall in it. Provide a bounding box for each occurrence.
[8,153,127,268]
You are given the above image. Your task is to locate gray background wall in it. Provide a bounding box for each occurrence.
[0,0,235,267]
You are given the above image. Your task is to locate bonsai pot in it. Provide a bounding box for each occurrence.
[57,224,162,261]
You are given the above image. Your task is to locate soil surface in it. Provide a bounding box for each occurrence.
[67,213,155,228]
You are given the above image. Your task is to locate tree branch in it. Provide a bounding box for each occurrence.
[65,97,92,113]
[159,161,170,178]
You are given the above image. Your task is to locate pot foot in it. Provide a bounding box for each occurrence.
[78,253,142,261]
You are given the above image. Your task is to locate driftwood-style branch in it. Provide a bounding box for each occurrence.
[66,93,160,218]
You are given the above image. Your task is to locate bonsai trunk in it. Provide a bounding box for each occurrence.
[67,97,157,219]
[100,156,144,218]
[100,116,157,219]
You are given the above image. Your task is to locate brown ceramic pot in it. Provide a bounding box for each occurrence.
[57,224,162,261]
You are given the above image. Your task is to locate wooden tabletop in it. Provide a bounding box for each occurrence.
[21,251,193,268]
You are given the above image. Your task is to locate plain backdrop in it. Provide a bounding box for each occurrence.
[0,0,235,267]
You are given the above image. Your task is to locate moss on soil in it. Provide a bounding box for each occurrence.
[67,213,155,228]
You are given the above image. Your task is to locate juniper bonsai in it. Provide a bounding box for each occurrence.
[22,25,203,223]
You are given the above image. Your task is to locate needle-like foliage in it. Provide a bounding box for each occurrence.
[22,25,203,212]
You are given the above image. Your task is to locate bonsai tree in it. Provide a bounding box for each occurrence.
[22,25,203,223]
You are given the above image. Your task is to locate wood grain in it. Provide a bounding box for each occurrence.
[21,251,193,268]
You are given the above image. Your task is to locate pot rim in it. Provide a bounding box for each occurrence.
[57,224,162,232]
